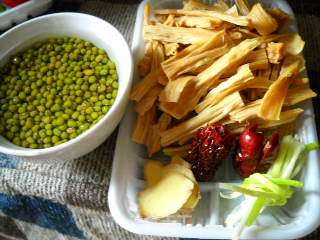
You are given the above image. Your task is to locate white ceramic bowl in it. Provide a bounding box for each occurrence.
[0,12,133,163]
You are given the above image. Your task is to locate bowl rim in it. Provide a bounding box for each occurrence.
[0,12,133,156]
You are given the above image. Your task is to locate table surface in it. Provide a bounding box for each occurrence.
[0,0,320,240]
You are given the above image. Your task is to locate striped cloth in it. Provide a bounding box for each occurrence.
[0,0,319,239]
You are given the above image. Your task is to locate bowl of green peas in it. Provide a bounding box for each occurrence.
[0,12,133,162]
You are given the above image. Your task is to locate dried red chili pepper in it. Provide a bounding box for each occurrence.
[187,124,234,181]
[234,124,279,177]
[234,124,264,177]
[3,0,28,8]
[258,132,280,173]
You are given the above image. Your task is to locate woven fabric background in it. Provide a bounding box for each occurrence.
[0,0,319,239]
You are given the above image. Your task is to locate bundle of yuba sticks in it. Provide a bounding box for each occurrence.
[130,0,317,158]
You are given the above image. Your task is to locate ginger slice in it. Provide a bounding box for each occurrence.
[163,144,191,158]
[266,42,285,64]
[195,64,254,113]
[160,92,244,147]
[235,0,250,15]
[139,172,194,219]
[132,106,156,144]
[144,160,164,187]
[258,56,301,120]
[248,3,278,36]
[135,85,163,115]
[197,37,263,89]
[144,24,218,44]
[155,9,250,27]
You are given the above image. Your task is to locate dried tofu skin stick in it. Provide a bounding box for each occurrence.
[216,0,230,12]
[246,77,273,89]
[163,43,229,80]
[144,24,219,44]
[163,144,190,158]
[258,56,301,120]
[130,71,158,102]
[235,0,250,15]
[155,9,250,27]
[135,85,163,115]
[176,16,221,29]
[158,113,172,130]
[131,42,164,101]
[162,31,226,79]
[231,86,316,123]
[146,113,172,157]
[151,41,165,72]
[160,92,244,147]
[160,84,205,119]
[249,60,269,71]
[163,14,176,26]
[284,87,317,106]
[225,5,239,17]
[183,0,223,11]
[177,56,216,76]
[197,37,263,89]
[132,106,156,144]
[248,3,278,36]
[245,48,267,62]
[237,27,260,38]
[144,3,151,25]
[164,42,179,57]
[158,71,169,86]
[159,76,195,103]
[164,37,212,65]
[269,7,290,29]
[145,125,160,157]
[244,48,269,70]
[229,99,262,122]
[138,41,153,78]
[178,94,245,145]
[196,64,254,113]
[292,76,309,86]
[266,42,285,64]
[269,63,281,81]
[257,67,272,79]
[255,108,304,129]
[279,33,305,55]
